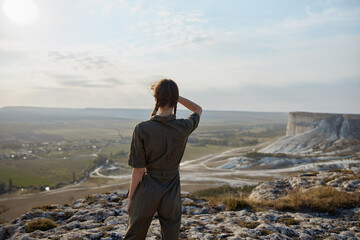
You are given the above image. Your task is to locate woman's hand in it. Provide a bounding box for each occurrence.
[126,167,145,214]
[126,198,132,213]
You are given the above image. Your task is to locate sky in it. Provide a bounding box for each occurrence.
[0,0,359,113]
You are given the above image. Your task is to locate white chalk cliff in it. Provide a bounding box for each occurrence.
[260,112,360,154]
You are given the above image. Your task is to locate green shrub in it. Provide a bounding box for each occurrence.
[25,218,58,233]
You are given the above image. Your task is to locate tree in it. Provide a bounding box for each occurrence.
[0,183,6,194]
[94,154,107,167]
[8,178,13,192]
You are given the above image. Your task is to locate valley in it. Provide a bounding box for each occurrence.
[1,107,359,224]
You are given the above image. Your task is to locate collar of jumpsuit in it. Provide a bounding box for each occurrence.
[151,114,176,122]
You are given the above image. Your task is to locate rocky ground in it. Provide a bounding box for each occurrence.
[1,170,359,240]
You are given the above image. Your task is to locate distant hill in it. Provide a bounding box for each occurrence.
[0,106,288,143]
[0,107,148,122]
[0,106,288,124]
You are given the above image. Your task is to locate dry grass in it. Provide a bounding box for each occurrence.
[326,169,354,174]
[193,185,257,198]
[260,186,360,215]
[237,219,260,229]
[84,194,97,205]
[277,216,300,226]
[196,185,360,215]
[192,185,256,211]
[222,196,251,211]
[182,201,203,208]
[25,217,58,233]
[323,169,359,184]
[32,205,57,211]
[323,176,338,184]
[0,204,9,215]
[259,227,275,236]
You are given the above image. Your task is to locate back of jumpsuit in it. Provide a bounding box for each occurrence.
[124,112,200,240]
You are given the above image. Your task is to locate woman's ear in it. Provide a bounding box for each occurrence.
[155,97,157,102]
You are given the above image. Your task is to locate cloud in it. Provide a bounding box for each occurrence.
[49,73,82,80]
[85,0,128,16]
[48,51,76,60]
[131,0,142,13]
[49,74,124,89]
[254,6,360,36]
[1,1,359,113]
[48,51,113,70]
[37,71,125,89]
[113,7,216,59]
[102,77,123,84]
[190,79,360,114]
[151,8,209,44]
[58,80,113,88]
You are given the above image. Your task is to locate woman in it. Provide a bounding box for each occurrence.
[124,79,202,239]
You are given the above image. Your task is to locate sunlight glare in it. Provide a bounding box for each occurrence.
[3,0,39,25]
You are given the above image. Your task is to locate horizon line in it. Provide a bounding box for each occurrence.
[1,105,360,115]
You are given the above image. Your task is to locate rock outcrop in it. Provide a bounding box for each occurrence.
[1,170,360,240]
[261,112,360,154]
[249,169,360,202]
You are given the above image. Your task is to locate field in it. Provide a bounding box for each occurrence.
[0,165,53,187]
[0,157,94,188]
[0,123,286,191]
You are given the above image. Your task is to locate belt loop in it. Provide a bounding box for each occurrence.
[162,169,165,177]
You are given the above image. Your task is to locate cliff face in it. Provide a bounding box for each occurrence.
[261,112,360,154]
[286,112,360,139]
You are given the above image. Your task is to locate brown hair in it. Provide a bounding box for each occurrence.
[151,79,179,117]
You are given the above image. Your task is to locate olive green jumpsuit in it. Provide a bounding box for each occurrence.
[123,112,200,240]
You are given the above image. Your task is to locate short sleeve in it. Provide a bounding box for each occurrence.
[185,112,200,133]
[128,124,146,168]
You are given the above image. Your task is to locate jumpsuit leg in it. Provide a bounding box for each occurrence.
[123,174,161,240]
[157,175,181,240]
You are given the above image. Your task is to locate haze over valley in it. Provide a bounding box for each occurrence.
[1,107,359,224]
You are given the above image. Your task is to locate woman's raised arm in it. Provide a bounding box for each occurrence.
[178,96,202,116]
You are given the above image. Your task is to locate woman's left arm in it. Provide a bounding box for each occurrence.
[126,167,145,213]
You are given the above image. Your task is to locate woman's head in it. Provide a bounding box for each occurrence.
[151,79,179,117]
